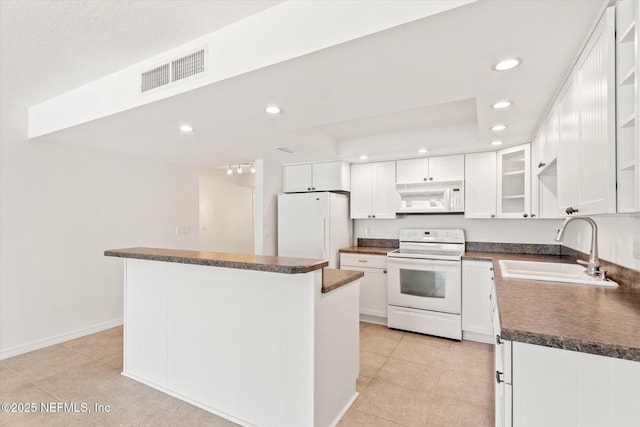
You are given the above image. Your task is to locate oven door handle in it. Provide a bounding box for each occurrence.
[387,257,460,268]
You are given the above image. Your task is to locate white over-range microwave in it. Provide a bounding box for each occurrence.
[396,181,464,213]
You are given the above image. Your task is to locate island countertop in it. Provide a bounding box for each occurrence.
[105,247,328,274]
[464,251,640,361]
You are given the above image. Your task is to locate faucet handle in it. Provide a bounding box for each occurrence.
[577,259,589,267]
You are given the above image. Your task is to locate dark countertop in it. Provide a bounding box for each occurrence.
[105,247,328,274]
[323,268,364,293]
[339,246,397,256]
[463,251,640,361]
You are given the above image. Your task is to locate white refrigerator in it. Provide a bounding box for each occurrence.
[277,192,352,268]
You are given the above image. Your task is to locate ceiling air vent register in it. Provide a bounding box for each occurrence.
[140,48,206,93]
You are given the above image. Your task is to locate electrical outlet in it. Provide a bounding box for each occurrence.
[634,239,640,260]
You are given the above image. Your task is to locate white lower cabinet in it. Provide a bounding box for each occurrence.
[511,342,640,427]
[461,260,493,343]
[340,253,387,323]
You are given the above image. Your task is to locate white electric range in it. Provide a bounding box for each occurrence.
[387,228,465,340]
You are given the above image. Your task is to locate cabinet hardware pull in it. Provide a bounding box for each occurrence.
[383,270,387,274]
[423,177,427,181]
[372,215,376,218]
[358,260,368,263]
[565,206,579,215]
[538,162,546,168]
[496,370,504,384]
[429,177,434,181]
[307,187,311,191]
[496,334,502,345]
[490,214,496,218]
[531,214,536,218]
[523,213,528,218]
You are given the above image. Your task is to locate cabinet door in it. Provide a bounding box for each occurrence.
[372,162,398,219]
[512,342,640,427]
[312,161,343,191]
[544,108,559,166]
[464,152,497,218]
[429,155,465,182]
[575,7,616,214]
[557,79,580,216]
[497,144,531,218]
[341,254,388,319]
[461,260,493,342]
[282,164,313,193]
[360,268,388,318]
[350,164,373,219]
[396,158,428,184]
[530,132,543,218]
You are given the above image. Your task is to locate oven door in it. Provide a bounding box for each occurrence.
[387,256,461,314]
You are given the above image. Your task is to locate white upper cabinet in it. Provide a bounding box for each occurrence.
[543,108,559,168]
[429,155,465,182]
[396,158,429,184]
[465,151,497,219]
[396,155,464,184]
[350,162,399,219]
[282,161,350,193]
[616,0,639,213]
[282,164,313,193]
[497,144,532,218]
[557,78,580,216]
[574,6,616,215]
[312,162,349,191]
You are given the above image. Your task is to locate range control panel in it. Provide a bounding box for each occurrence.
[398,228,465,244]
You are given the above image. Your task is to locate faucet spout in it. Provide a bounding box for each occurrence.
[554,216,601,278]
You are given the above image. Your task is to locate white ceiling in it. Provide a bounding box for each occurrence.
[0,0,281,106]
[1,0,605,168]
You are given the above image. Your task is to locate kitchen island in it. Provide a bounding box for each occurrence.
[105,247,363,427]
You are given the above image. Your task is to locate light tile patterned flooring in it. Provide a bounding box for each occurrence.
[0,323,493,426]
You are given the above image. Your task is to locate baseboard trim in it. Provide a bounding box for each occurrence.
[462,330,494,344]
[329,391,359,427]
[0,318,123,360]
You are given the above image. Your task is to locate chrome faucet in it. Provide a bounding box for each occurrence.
[555,216,604,279]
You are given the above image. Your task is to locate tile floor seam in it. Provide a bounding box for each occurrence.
[352,405,414,427]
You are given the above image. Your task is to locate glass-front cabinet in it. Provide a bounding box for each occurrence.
[497,144,532,218]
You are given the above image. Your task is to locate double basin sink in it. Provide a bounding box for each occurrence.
[499,260,618,288]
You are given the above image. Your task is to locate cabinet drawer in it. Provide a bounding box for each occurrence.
[340,253,387,269]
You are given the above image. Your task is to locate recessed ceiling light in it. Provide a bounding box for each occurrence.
[179,125,193,132]
[418,148,428,154]
[493,58,521,71]
[226,166,233,175]
[491,101,512,109]
[491,124,507,131]
[359,154,368,160]
[265,105,281,114]
[491,140,504,146]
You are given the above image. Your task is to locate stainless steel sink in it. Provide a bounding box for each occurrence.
[498,260,618,288]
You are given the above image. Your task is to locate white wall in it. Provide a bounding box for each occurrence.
[561,215,639,270]
[0,102,200,359]
[199,169,254,253]
[354,216,565,245]
[254,159,282,256]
